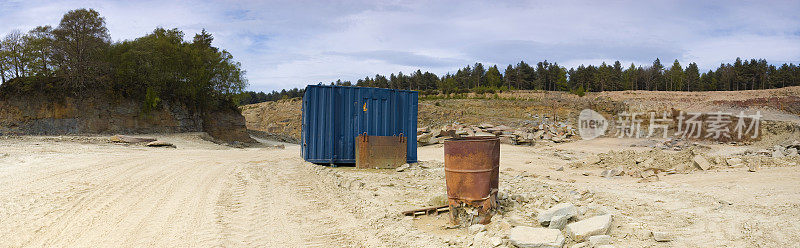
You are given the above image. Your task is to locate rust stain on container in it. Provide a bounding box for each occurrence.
[444,136,500,225]
[355,133,407,169]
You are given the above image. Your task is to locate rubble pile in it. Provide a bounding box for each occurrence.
[416,122,577,147]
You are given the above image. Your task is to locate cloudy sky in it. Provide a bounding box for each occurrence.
[1,0,799,92]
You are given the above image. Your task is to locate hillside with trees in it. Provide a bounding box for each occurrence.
[0,8,251,142]
[0,8,246,112]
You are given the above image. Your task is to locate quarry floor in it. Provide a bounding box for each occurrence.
[0,133,798,247]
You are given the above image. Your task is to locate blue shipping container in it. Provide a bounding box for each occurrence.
[301,85,418,164]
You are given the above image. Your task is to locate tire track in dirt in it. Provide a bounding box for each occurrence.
[0,137,415,247]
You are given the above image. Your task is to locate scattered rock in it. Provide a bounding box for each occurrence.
[601,168,623,178]
[473,231,487,245]
[498,191,508,200]
[772,150,785,158]
[416,122,576,147]
[595,245,616,248]
[547,214,569,230]
[748,163,759,172]
[396,163,411,172]
[565,214,613,242]
[110,135,157,144]
[556,166,564,171]
[468,224,486,234]
[588,235,612,246]
[787,148,799,157]
[146,141,175,148]
[489,236,503,247]
[474,131,496,137]
[512,194,528,203]
[537,203,578,226]
[570,242,588,248]
[508,226,565,248]
[651,231,673,242]
[693,155,711,170]
[416,133,432,144]
[726,157,744,167]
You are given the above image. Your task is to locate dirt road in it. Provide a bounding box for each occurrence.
[0,134,434,247]
[1,134,799,247]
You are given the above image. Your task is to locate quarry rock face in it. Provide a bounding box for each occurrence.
[0,94,253,143]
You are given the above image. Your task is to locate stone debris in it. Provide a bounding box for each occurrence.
[547,214,569,230]
[588,235,612,247]
[600,168,624,178]
[565,214,613,242]
[468,224,486,234]
[787,148,799,157]
[415,122,577,147]
[395,163,410,172]
[110,135,157,144]
[508,226,565,248]
[693,155,711,171]
[726,157,745,167]
[570,242,588,248]
[651,231,673,242]
[146,141,176,148]
[489,236,503,247]
[748,163,759,172]
[473,231,487,245]
[537,203,578,226]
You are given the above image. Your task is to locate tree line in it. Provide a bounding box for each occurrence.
[0,8,247,111]
[249,57,799,104]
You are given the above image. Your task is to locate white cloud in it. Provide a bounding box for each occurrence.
[1,0,799,91]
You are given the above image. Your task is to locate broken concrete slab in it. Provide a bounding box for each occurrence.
[417,133,432,143]
[508,226,565,248]
[110,135,157,144]
[468,224,486,234]
[547,214,569,230]
[588,235,611,247]
[146,141,175,148]
[537,203,578,225]
[565,214,613,242]
[569,242,588,248]
[726,157,744,167]
[651,231,673,242]
[474,131,496,137]
[489,236,503,247]
[693,155,711,170]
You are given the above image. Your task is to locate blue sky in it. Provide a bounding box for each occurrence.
[1,0,799,92]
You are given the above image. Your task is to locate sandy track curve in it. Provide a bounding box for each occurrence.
[0,135,381,247]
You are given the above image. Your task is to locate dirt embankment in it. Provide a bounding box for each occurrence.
[0,92,253,143]
[241,87,800,144]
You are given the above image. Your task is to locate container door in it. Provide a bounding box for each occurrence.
[359,91,389,136]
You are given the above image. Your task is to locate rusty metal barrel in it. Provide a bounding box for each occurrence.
[444,136,500,225]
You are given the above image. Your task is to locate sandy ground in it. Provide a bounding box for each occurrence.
[1,134,799,247]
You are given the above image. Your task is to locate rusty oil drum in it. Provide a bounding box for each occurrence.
[444,136,499,224]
